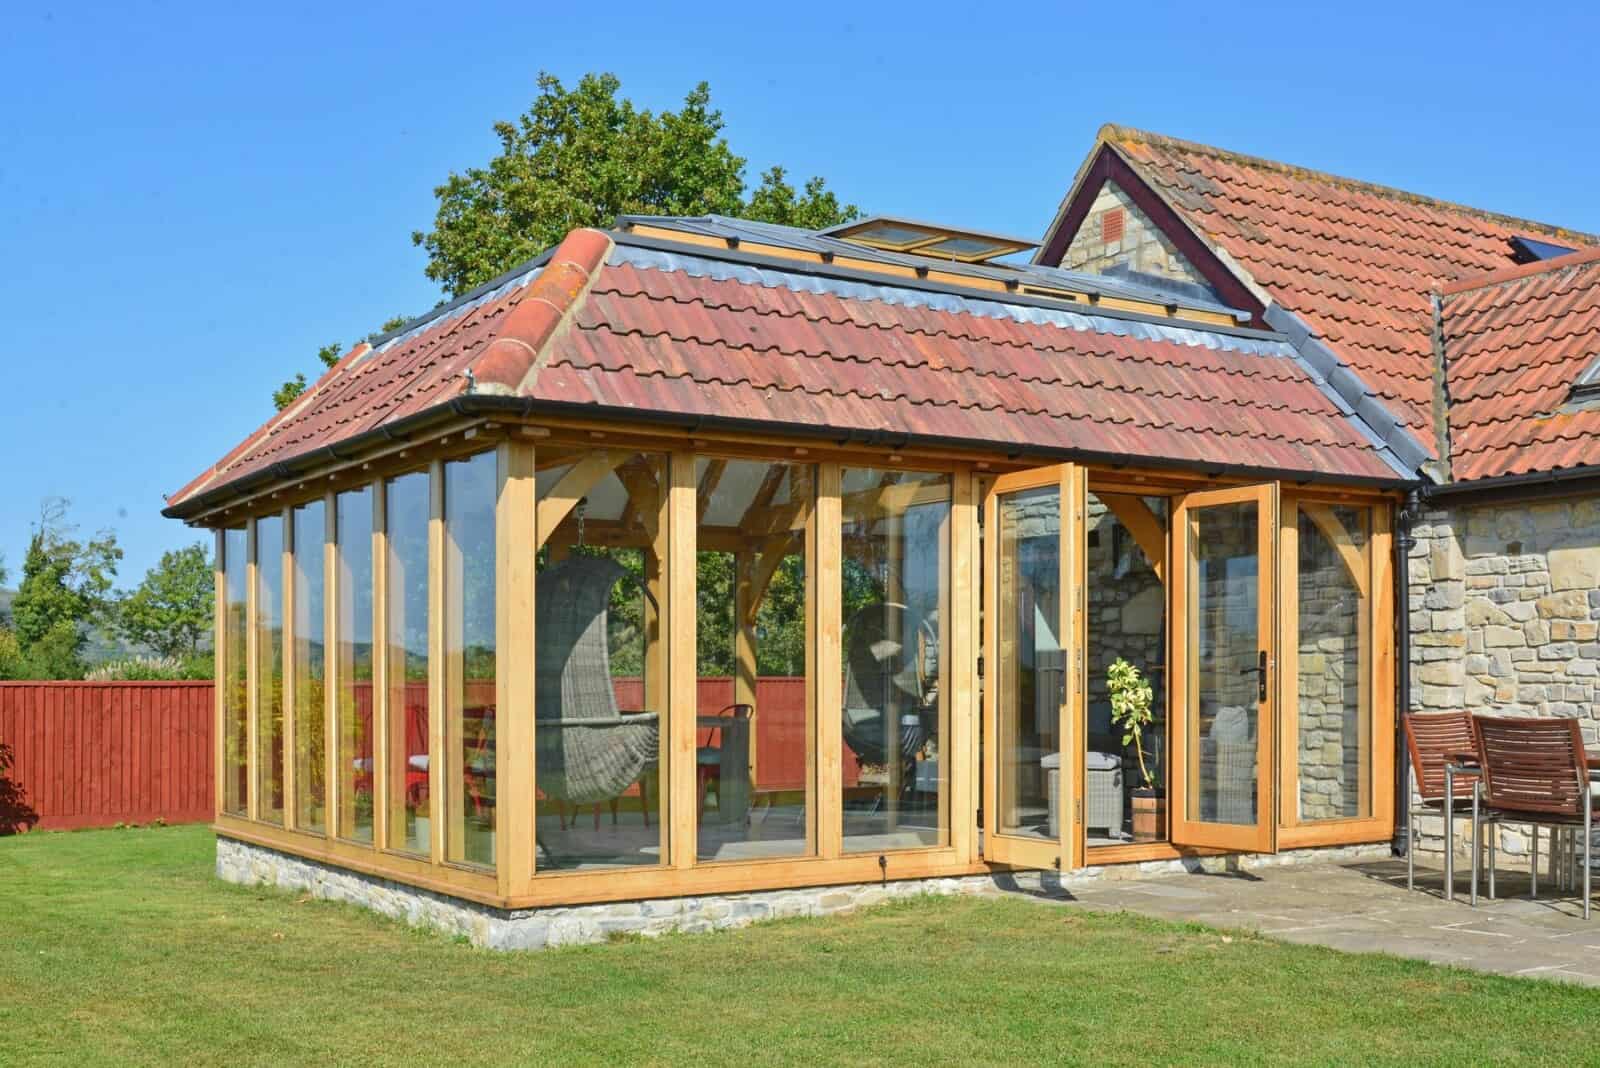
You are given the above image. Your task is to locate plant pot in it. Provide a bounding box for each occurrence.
[1131,788,1166,843]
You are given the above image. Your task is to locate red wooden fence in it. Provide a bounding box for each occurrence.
[0,682,213,831]
[0,676,850,832]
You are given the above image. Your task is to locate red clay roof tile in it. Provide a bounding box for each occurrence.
[1086,128,1597,456]
[1442,250,1600,480]
[169,227,1405,513]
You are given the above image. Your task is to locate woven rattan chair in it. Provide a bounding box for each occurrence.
[1401,711,1480,893]
[842,602,935,801]
[534,556,660,823]
[1471,716,1592,918]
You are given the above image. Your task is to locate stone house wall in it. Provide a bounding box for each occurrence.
[1296,510,1367,822]
[1085,494,1166,749]
[1408,493,1600,859]
[1058,181,1211,289]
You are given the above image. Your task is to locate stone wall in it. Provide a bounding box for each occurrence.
[1058,180,1211,289]
[1296,507,1368,821]
[216,835,1389,950]
[1408,494,1600,860]
[1085,495,1166,753]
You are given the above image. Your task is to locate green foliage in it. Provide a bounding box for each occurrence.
[8,499,121,680]
[0,628,24,680]
[273,341,345,411]
[271,373,308,411]
[413,72,859,297]
[744,166,857,231]
[117,543,213,659]
[1108,657,1157,789]
[273,73,855,406]
[0,740,39,834]
[84,654,210,682]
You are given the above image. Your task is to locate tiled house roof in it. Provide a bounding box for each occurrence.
[167,225,1405,515]
[1440,247,1600,481]
[1041,126,1597,462]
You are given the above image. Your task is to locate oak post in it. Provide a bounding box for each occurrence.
[497,441,537,894]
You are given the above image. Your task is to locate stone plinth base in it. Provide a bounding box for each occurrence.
[217,836,1390,950]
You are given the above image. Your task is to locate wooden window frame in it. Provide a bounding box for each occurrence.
[208,415,1398,908]
[1275,495,1396,849]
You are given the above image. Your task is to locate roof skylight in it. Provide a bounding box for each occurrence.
[1510,234,1578,265]
[819,216,1038,263]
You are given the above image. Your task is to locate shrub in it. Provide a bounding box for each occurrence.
[0,741,40,835]
[84,654,208,682]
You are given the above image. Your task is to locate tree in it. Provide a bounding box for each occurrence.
[413,72,859,297]
[269,74,857,406]
[117,543,213,659]
[270,315,418,409]
[744,166,857,231]
[273,341,345,411]
[9,499,122,679]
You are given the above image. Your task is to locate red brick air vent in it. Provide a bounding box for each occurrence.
[1101,207,1125,245]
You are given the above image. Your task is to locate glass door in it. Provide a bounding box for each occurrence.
[1170,484,1277,853]
[982,465,1084,871]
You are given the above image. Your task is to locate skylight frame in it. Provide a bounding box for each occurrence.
[1570,351,1600,403]
[819,216,1039,263]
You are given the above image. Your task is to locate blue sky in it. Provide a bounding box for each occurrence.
[3,2,1597,584]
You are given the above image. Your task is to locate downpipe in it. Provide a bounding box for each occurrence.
[1392,490,1421,857]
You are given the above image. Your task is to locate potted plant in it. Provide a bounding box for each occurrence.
[1108,658,1163,841]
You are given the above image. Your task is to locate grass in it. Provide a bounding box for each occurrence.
[4,826,1600,1066]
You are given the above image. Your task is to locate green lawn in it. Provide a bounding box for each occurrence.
[4,826,1599,1066]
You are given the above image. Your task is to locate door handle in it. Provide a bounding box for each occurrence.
[1238,651,1268,702]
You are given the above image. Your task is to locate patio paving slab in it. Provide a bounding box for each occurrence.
[1049,859,1600,986]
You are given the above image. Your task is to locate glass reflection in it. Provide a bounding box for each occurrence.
[385,472,431,855]
[445,451,497,868]
[292,501,327,833]
[222,528,247,817]
[255,515,285,826]
[693,458,814,862]
[1296,504,1371,821]
[534,449,667,870]
[1188,501,1259,826]
[840,467,950,852]
[335,487,374,844]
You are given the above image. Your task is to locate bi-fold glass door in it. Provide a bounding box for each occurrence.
[983,473,1286,869]
[982,465,1084,871]
[1168,484,1277,853]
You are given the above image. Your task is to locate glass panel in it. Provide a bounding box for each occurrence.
[1187,501,1259,826]
[385,472,431,855]
[1085,493,1168,845]
[995,484,1062,841]
[292,501,327,833]
[840,467,950,852]
[1296,504,1371,821]
[847,222,939,247]
[534,449,668,871]
[921,236,1011,258]
[222,528,248,817]
[693,458,814,862]
[445,451,497,868]
[255,515,285,826]
[335,487,375,844]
